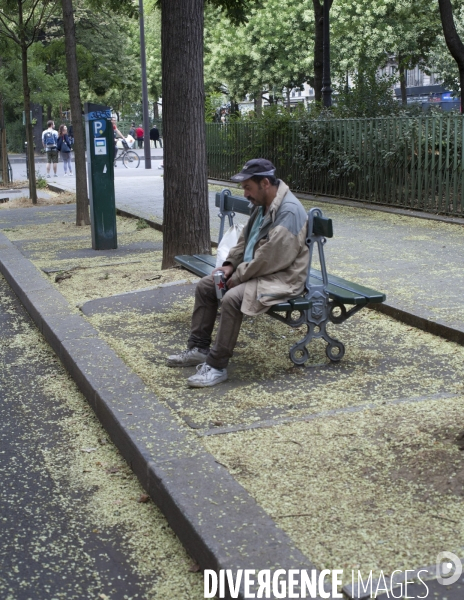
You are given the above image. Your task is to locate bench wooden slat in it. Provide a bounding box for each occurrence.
[175,255,385,306]
[175,255,214,278]
[193,254,216,267]
[215,193,252,215]
[310,270,386,304]
[215,193,333,238]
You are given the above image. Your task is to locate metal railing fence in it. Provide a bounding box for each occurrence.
[206,116,464,217]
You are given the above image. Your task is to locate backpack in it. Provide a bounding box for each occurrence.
[44,131,56,147]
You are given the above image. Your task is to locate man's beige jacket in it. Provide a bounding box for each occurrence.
[224,180,309,316]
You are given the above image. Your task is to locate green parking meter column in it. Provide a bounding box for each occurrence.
[84,102,117,250]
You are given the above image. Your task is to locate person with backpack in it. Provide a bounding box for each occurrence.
[57,124,73,176]
[42,120,59,178]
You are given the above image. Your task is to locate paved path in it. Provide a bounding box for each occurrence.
[7,161,464,341]
[3,163,464,599]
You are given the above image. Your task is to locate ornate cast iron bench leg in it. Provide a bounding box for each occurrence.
[289,299,345,366]
[289,207,346,365]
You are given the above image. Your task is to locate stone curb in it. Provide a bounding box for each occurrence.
[0,232,336,600]
[370,302,464,346]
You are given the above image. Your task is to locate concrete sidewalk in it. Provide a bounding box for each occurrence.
[43,171,464,344]
[2,173,464,599]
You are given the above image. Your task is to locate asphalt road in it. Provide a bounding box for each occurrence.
[0,274,202,600]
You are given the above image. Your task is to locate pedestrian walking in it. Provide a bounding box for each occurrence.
[129,122,136,139]
[149,125,162,148]
[57,125,73,176]
[136,124,144,149]
[42,120,58,178]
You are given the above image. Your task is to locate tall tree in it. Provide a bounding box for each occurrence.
[61,0,89,225]
[312,0,332,102]
[160,0,250,268]
[330,0,440,102]
[60,0,139,226]
[205,0,314,109]
[161,0,210,268]
[0,0,59,203]
[438,0,464,112]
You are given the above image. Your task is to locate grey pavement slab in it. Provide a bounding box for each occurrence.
[13,238,163,261]
[37,171,464,342]
[80,282,463,434]
[0,231,325,600]
[0,204,75,228]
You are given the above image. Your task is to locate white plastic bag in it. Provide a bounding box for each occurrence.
[215,224,243,268]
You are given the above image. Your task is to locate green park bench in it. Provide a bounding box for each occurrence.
[175,189,386,366]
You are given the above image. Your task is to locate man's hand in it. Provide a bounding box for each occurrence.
[212,264,234,279]
[212,265,237,289]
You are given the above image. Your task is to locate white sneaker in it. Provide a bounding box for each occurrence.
[187,363,228,388]
[46,174,51,178]
[166,347,208,367]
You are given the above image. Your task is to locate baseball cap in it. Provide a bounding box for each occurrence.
[230,158,276,182]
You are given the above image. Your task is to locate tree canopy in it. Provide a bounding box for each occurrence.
[205,0,313,104]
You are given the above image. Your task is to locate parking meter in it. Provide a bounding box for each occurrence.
[84,102,117,250]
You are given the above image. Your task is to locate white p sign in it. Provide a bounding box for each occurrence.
[94,120,105,136]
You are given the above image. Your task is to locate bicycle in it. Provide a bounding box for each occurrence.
[114,140,140,169]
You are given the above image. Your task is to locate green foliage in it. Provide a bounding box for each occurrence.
[332,70,402,118]
[204,0,313,102]
[0,0,145,122]
[136,218,150,230]
[207,0,255,26]
[35,170,48,189]
[428,3,464,94]
[331,0,440,81]
[207,114,464,216]
[143,0,162,106]
[205,92,226,121]
[5,121,26,153]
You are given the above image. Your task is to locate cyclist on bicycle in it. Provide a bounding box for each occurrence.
[111,117,125,166]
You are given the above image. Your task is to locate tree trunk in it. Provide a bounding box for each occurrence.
[154,101,159,118]
[230,100,240,117]
[438,0,464,113]
[0,81,8,186]
[161,0,210,268]
[312,0,323,102]
[255,93,262,117]
[18,1,37,204]
[61,0,90,226]
[398,62,407,106]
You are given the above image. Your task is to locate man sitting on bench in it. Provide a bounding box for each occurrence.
[167,158,310,388]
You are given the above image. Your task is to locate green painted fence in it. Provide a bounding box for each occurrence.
[206,116,464,217]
